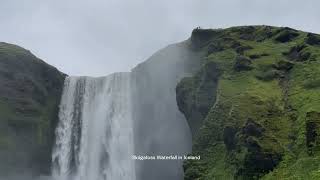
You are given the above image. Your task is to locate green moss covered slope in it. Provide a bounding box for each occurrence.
[176,26,320,179]
[0,42,65,176]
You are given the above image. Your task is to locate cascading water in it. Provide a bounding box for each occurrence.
[51,73,135,180]
[50,42,198,180]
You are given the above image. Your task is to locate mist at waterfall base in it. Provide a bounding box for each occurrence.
[51,42,199,180]
[130,42,200,180]
[1,41,200,180]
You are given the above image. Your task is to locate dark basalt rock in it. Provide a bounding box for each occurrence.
[255,70,279,82]
[242,119,265,137]
[240,122,281,178]
[176,61,220,136]
[249,53,269,59]
[273,59,294,71]
[306,33,320,46]
[249,54,261,59]
[256,26,277,42]
[237,26,257,41]
[305,111,320,154]
[230,26,276,42]
[235,45,253,55]
[239,150,282,178]
[223,126,238,151]
[234,55,253,71]
[207,42,224,55]
[275,28,300,43]
[244,136,261,152]
[191,28,221,49]
[283,44,311,61]
[230,40,242,49]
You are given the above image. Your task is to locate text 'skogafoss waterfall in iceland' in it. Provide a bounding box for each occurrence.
[49,43,194,180]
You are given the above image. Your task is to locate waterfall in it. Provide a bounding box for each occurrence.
[51,73,135,180]
[50,42,198,180]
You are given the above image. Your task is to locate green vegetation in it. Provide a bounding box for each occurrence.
[0,42,65,175]
[177,26,320,179]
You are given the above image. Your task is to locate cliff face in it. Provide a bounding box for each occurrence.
[0,40,203,180]
[1,25,320,180]
[0,43,65,176]
[176,26,320,179]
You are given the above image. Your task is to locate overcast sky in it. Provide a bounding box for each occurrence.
[0,0,319,76]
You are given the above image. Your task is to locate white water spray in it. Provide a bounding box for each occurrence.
[52,73,135,180]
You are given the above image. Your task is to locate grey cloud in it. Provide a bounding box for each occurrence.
[0,0,319,76]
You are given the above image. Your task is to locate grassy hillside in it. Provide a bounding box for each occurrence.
[0,42,65,176]
[176,26,320,179]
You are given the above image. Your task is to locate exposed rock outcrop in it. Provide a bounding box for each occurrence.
[176,26,320,179]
